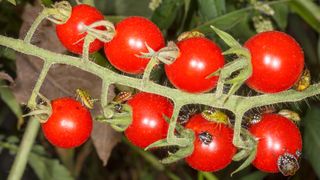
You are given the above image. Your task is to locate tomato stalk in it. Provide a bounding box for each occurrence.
[8,62,52,180]
[1,22,320,176]
[24,1,72,43]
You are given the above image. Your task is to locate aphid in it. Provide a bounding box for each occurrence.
[177,31,205,41]
[294,69,311,92]
[201,109,229,125]
[277,153,300,176]
[75,88,94,109]
[199,131,213,145]
[113,91,132,103]
[278,109,301,122]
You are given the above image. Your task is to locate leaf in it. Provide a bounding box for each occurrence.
[231,146,257,176]
[239,171,267,180]
[0,81,23,129]
[91,121,121,166]
[151,0,184,30]
[303,106,320,177]
[290,0,320,33]
[114,0,152,17]
[200,172,218,180]
[82,0,95,6]
[272,3,289,30]
[194,9,247,33]
[7,0,16,5]
[211,26,241,47]
[198,0,226,21]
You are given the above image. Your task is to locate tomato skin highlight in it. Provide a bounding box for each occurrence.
[165,37,225,93]
[249,113,302,173]
[104,16,165,74]
[245,31,304,93]
[42,97,93,148]
[124,92,173,148]
[185,114,236,172]
[56,4,105,54]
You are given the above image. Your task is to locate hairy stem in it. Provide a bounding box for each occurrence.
[1,34,320,161]
[7,117,40,180]
[24,10,49,43]
[8,61,52,180]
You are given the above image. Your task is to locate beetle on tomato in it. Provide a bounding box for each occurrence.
[249,113,302,176]
[185,114,236,172]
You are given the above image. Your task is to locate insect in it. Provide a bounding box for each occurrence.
[293,69,311,92]
[113,91,132,103]
[201,109,229,125]
[277,153,300,176]
[75,88,95,109]
[278,109,301,122]
[199,131,213,145]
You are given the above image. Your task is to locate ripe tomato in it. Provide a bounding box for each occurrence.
[56,4,105,54]
[104,16,165,74]
[124,92,173,148]
[165,37,225,93]
[245,31,304,93]
[185,114,236,172]
[249,113,302,174]
[42,97,93,148]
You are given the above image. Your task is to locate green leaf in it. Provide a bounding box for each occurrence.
[211,26,241,47]
[290,0,320,33]
[272,3,289,30]
[82,0,95,6]
[303,106,320,177]
[0,81,23,129]
[198,0,226,21]
[200,172,218,180]
[7,0,16,5]
[194,9,247,33]
[115,0,152,17]
[151,0,184,30]
[28,154,73,180]
[231,146,257,176]
[194,0,291,34]
[239,171,268,180]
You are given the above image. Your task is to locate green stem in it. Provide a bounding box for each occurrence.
[142,57,158,86]
[8,62,52,180]
[7,117,40,180]
[82,35,95,61]
[1,35,320,150]
[24,10,49,43]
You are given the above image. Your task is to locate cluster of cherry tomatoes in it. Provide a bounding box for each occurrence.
[40,3,305,176]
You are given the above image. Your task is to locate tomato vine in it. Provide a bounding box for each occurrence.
[0,0,320,179]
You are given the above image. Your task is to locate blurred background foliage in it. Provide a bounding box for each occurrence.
[0,0,320,179]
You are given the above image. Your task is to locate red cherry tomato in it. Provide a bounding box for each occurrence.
[104,16,165,74]
[185,114,236,172]
[165,37,225,93]
[249,113,302,174]
[42,97,93,148]
[56,4,105,54]
[245,31,304,93]
[124,92,173,148]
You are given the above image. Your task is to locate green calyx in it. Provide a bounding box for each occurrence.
[97,102,132,132]
[209,26,252,103]
[22,93,52,123]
